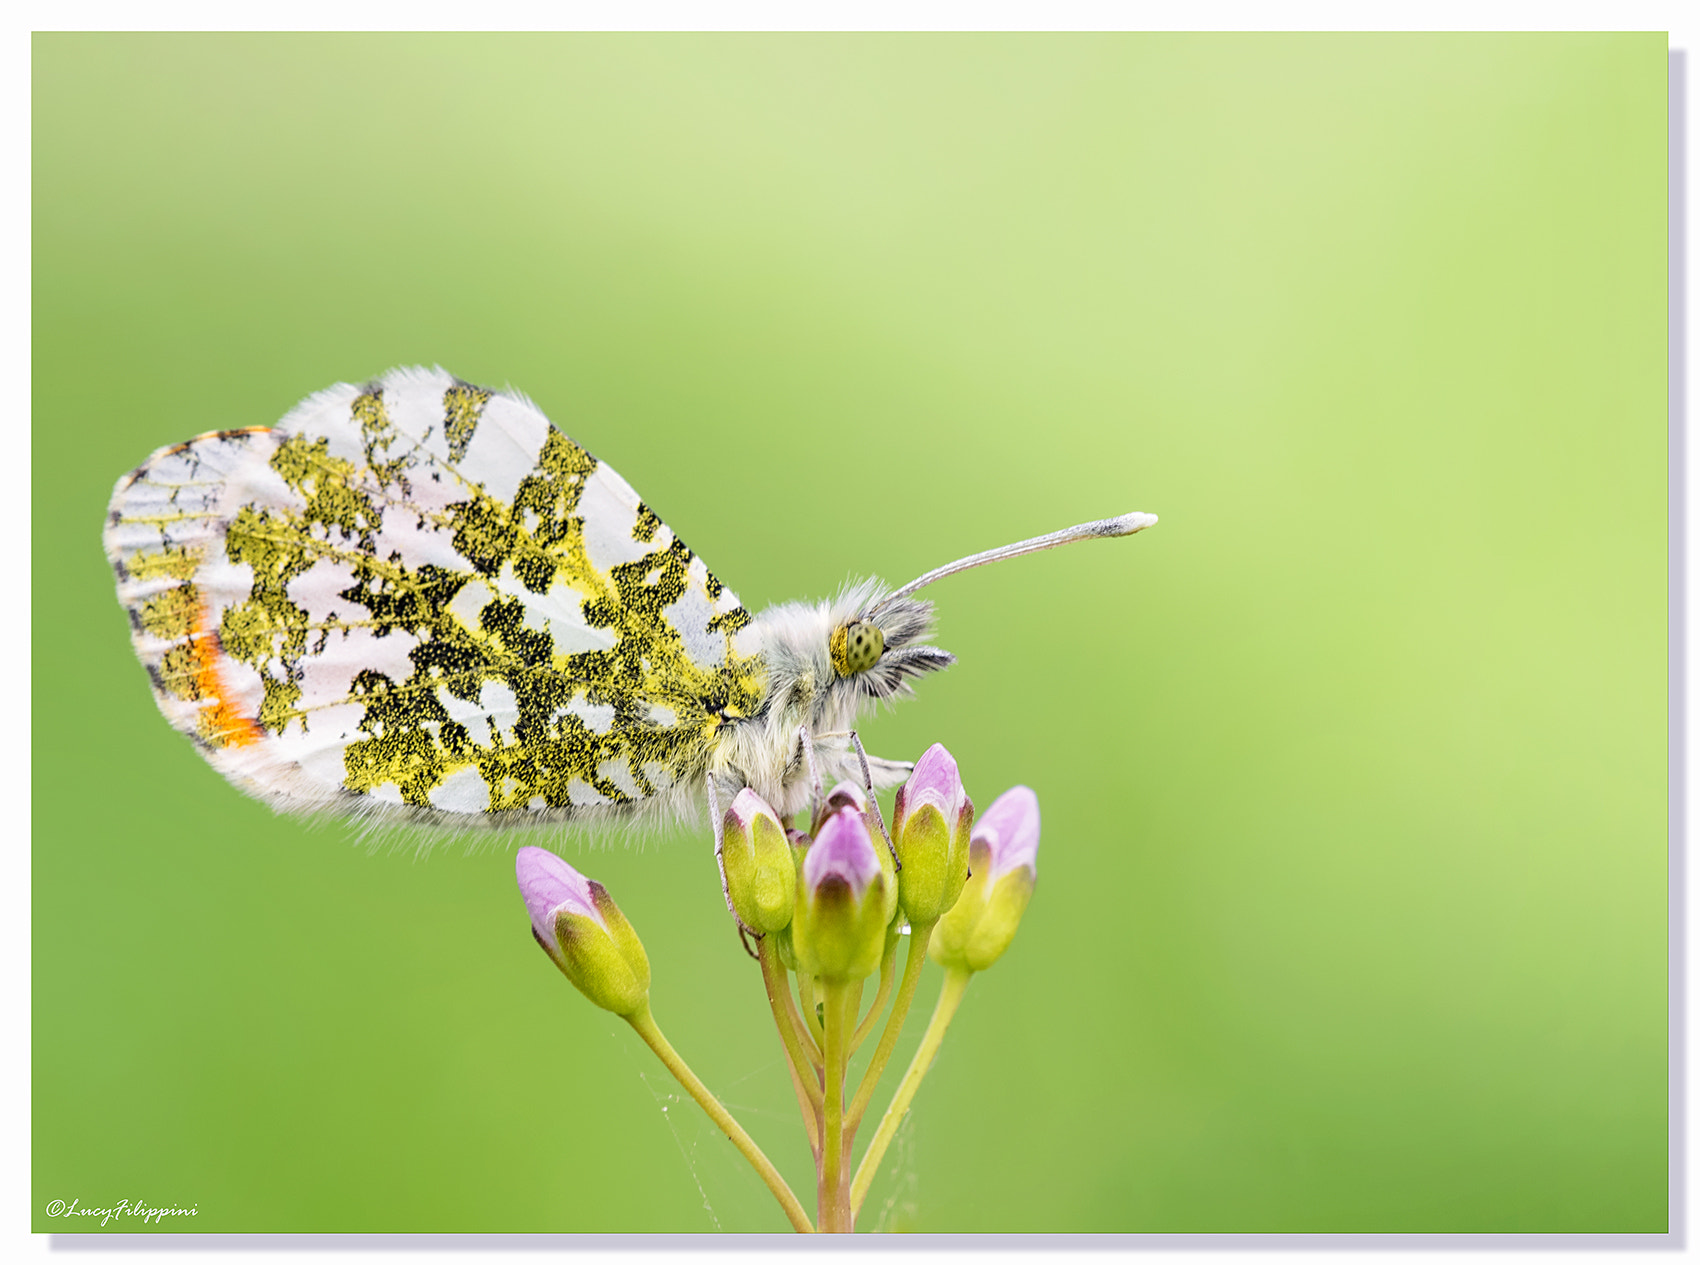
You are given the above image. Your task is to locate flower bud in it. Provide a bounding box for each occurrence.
[516,846,651,1015]
[791,803,890,981]
[930,786,1039,974]
[721,787,796,934]
[891,743,973,926]
[821,780,899,926]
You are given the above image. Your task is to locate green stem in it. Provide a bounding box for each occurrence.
[818,979,854,1232]
[624,1002,814,1234]
[783,1044,821,1161]
[758,937,824,1109]
[798,971,824,1043]
[770,948,823,1071]
[850,966,971,1217]
[846,922,934,1134]
[850,926,901,1054]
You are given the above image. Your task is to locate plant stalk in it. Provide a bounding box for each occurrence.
[624,1002,814,1233]
[798,971,824,1043]
[758,937,824,1112]
[851,926,901,1053]
[850,966,971,1216]
[846,921,934,1133]
[818,978,854,1232]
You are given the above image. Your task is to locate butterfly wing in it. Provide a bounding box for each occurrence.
[105,366,767,825]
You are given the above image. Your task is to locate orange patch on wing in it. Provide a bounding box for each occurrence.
[188,600,264,749]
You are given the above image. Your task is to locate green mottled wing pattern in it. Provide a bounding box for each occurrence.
[104,366,768,823]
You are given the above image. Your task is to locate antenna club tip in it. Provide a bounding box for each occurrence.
[1102,511,1158,536]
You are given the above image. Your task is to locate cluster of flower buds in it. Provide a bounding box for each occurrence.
[513,742,1044,1234]
[519,748,1044,993]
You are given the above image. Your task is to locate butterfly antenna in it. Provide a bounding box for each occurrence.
[869,510,1158,612]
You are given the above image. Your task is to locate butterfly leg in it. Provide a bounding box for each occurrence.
[795,723,826,829]
[848,730,900,871]
[706,772,761,959]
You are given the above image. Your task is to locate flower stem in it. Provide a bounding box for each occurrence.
[818,978,854,1232]
[769,949,823,1071]
[846,921,934,1134]
[783,1045,822,1161]
[850,966,971,1217]
[798,971,824,1043]
[758,937,824,1110]
[850,925,901,1054]
[624,1001,814,1233]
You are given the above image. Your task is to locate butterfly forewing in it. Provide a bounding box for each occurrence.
[105,367,766,824]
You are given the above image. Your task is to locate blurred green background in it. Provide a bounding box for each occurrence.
[33,34,1666,1233]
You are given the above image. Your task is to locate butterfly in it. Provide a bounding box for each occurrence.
[104,366,1156,833]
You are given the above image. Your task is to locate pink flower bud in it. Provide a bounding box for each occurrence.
[974,785,1040,884]
[891,743,973,925]
[804,807,884,899]
[820,779,868,819]
[930,786,1040,974]
[818,779,898,925]
[792,804,890,980]
[516,847,650,1015]
[518,845,605,950]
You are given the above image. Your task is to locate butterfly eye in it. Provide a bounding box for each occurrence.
[829,620,885,677]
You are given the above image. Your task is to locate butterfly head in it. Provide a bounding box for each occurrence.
[737,580,955,741]
[825,590,956,703]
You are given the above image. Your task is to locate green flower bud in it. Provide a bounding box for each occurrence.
[721,787,796,934]
[891,743,973,926]
[791,804,890,981]
[930,786,1039,974]
[517,846,651,1015]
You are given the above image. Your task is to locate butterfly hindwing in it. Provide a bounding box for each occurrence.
[105,367,767,825]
